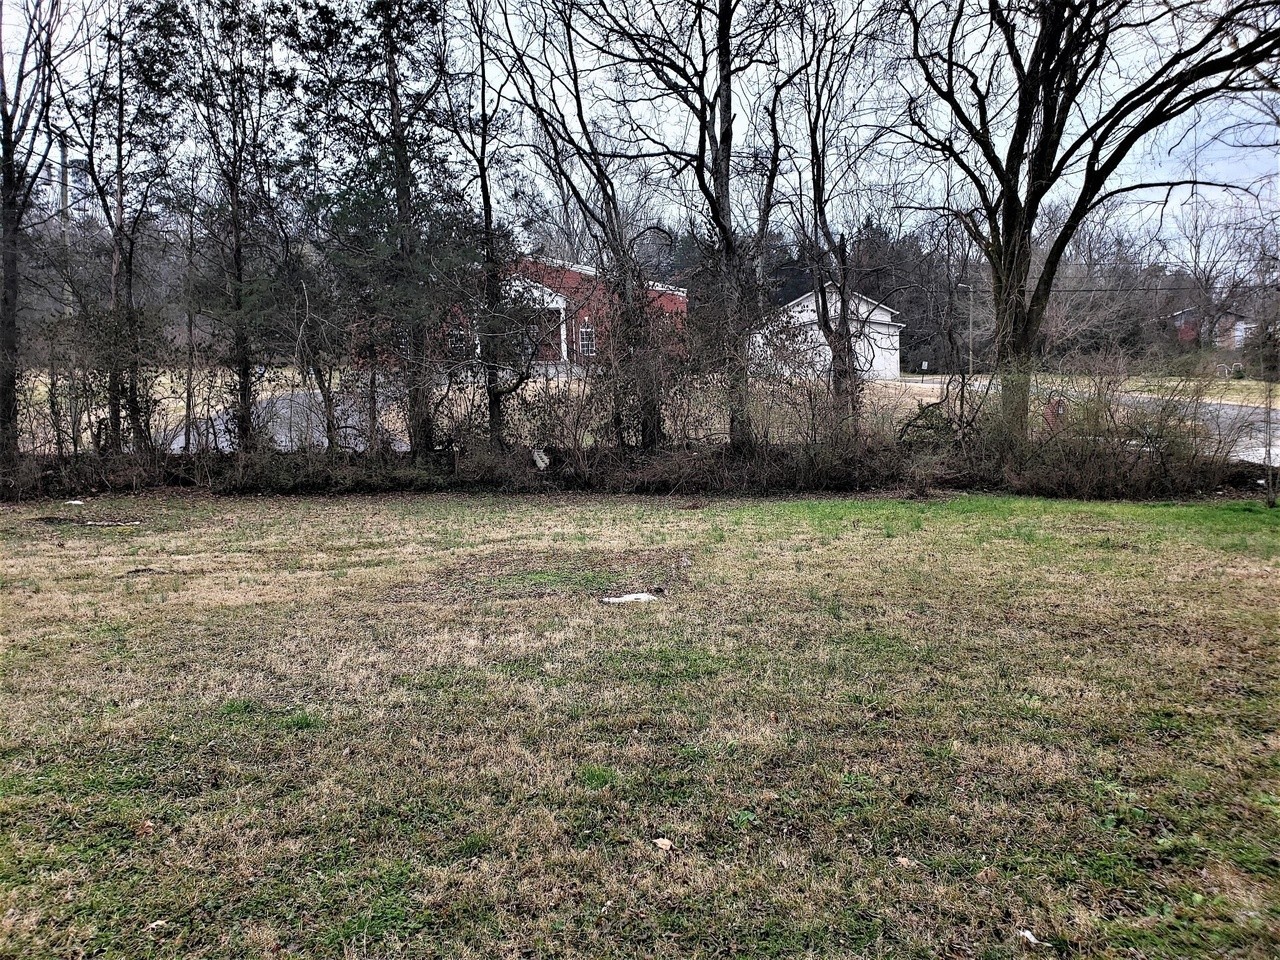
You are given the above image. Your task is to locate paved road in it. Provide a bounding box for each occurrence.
[1200,400,1279,466]
[908,376,1278,467]
[171,378,1279,467]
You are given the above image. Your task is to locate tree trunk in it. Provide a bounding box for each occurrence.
[106,364,124,452]
[828,279,862,433]
[184,309,195,453]
[726,331,753,455]
[183,201,197,453]
[714,0,753,457]
[0,203,20,467]
[830,335,860,428]
[407,348,434,458]
[51,134,71,461]
[637,361,663,452]
[312,364,339,451]
[121,242,151,457]
[628,275,663,453]
[125,356,150,457]
[366,366,380,455]
[991,246,1039,451]
[229,177,254,453]
[723,271,754,455]
[383,22,434,459]
[233,320,253,451]
[48,346,66,459]
[993,292,1035,446]
[999,366,1031,447]
[608,265,664,453]
[486,362,506,448]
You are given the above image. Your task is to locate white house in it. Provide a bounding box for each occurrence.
[756,283,904,381]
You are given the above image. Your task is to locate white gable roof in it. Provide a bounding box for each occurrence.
[782,282,904,329]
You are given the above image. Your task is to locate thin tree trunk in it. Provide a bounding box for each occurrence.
[624,268,663,452]
[48,345,65,459]
[230,183,253,452]
[366,366,379,454]
[312,363,339,451]
[106,365,123,452]
[715,0,752,456]
[2,196,24,466]
[185,305,195,453]
[50,132,72,461]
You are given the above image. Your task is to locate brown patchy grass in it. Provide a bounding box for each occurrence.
[1,492,1278,959]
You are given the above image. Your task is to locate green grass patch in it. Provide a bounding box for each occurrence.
[1,491,1277,958]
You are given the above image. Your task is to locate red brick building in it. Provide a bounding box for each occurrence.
[513,258,688,370]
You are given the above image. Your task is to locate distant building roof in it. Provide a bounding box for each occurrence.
[782,282,903,328]
[519,257,688,315]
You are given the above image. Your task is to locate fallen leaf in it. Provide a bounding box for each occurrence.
[653,837,674,852]
[894,855,922,868]
[976,866,998,883]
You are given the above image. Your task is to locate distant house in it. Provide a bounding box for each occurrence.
[1160,306,1257,350]
[756,283,904,381]
[512,258,688,374]
[1218,312,1259,350]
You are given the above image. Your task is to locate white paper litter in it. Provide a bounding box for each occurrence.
[600,592,661,604]
[64,500,85,505]
[1017,929,1044,946]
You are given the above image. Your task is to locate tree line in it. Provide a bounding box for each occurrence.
[2,0,1279,492]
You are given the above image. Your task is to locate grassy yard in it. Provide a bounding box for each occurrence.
[1,492,1278,958]
[1127,377,1277,408]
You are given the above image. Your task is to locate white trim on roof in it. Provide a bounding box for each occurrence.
[783,281,902,321]
[529,255,688,298]
[508,275,567,309]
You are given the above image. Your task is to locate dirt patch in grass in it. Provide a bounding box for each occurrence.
[0,492,1277,959]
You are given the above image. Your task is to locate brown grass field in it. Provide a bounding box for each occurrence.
[1,492,1278,958]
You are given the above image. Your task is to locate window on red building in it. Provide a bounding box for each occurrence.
[578,323,596,358]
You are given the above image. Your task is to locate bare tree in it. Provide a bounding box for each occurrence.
[1,0,75,466]
[784,1,882,427]
[501,0,670,450]
[186,0,293,452]
[568,0,798,453]
[446,0,532,449]
[58,0,184,456]
[289,0,455,456]
[1161,197,1255,349]
[896,0,1280,446]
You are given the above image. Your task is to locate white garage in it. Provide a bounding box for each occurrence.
[756,283,903,381]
